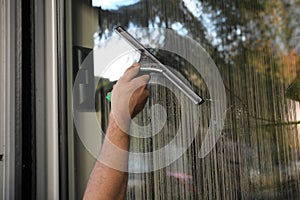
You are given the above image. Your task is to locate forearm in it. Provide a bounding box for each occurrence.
[83,63,150,200]
[83,114,130,200]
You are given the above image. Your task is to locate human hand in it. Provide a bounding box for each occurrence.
[111,63,150,132]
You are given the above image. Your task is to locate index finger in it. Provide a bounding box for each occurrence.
[121,63,140,81]
[132,74,150,85]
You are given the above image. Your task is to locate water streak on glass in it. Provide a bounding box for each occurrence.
[69,0,300,199]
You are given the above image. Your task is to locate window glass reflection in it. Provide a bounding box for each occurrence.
[69,0,300,199]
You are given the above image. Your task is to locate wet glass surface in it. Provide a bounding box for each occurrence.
[69,0,300,199]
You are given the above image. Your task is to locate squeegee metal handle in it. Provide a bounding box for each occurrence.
[162,69,203,104]
[114,26,204,104]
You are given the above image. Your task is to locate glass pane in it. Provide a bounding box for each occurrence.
[66,0,300,199]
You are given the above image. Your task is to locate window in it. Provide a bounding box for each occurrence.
[66,0,300,199]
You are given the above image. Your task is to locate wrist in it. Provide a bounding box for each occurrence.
[108,112,131,137]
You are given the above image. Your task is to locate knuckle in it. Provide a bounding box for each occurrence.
[135,75,150,84]
[142,74,150,80]
[126,63,139,72]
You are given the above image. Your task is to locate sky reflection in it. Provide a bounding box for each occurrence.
[92,0,141,10]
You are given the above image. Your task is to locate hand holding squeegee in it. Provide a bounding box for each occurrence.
[108,26,204,105]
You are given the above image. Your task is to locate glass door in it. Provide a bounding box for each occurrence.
[65,0,300,199]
